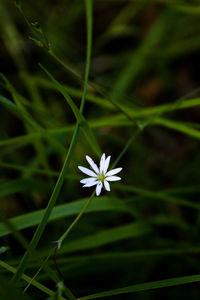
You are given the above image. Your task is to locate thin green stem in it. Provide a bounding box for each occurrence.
[48,50,81,80]
[23,190,95,298]
[80,0,92,114]
[23,252,52,293]
[0,259,66,299]
[11,0,94,284]
[111,129,141,170]
[59,190,96,244]
[12,0,94,292]
[12,127,79,284]
[50,190,96,289]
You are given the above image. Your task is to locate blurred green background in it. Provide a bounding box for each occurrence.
[1,0,200,299]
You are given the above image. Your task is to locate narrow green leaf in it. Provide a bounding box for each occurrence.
[39,64,101,157]
[0,260,65,299]
[0,197,129,237]
[154,117,200,139]
[110,10,169,100]
[79,274,200,299]
[0,179,49,198]
[126,98,200,119]
[0,275,31,300]
[57,222,151,255]
[29,36,43,47]
[120,184,200,210]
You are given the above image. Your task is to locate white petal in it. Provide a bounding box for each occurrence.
[80,177,97,184]
[83,181,99,187]
[96,181,103,196]
[106,167,122,177]
[106,176,121,182]
[104,180,110,191]
[99,153,106,173]
[78,166,97,177]
[103,156,111,174]
[86,155,99,174]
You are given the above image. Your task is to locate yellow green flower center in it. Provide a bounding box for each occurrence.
[98,173,105,182]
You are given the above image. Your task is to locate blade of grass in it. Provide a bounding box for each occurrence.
[11,128,78,283]
[22,2,95,294]
[0,92,66,155]
[55,222,151,255]
[12,0,96,285]
[39,64,101,157]
[17,246,200,270]
[0,196,129,237]
[0,204,75,299]
[0,178,50,198]
[110,9,169,101]
[0,162,80,182]
[0,259,66,299]
[154,117,200,139]
[120,184,200,210]
[79,273,200,299]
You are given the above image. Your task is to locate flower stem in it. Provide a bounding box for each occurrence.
[51,190,96,285]
[58,190,96,244]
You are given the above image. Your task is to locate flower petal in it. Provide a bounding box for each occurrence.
[96,181,103,196]
[78,166,97,177]
[106,167,122,177]
[99,153,106,173]
[106,176,121,182]
[86,155,99,174]
[80,177,97,184]
[103,156,111,174]
[83,181,99,187]
[104,180,110,191]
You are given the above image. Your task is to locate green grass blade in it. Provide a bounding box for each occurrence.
[79,274,200,299]
[154,117,200,139]
[128,98,200,118]
[0,275,31,300]
[0,197,129,237]
[110,9,169,101]
[0,260,66,299]
[120,184,200,210]
[12,128,79,283]
[80,0,92,114]
[39,64,101,157]
[0,178,49,198]
[57,222,151,255]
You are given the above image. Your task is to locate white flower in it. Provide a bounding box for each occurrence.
[78,153,122,196]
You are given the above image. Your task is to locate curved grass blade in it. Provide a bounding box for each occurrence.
[55,222,151,255]
[39,64,101,157]
[154,117,200,139]
[79,274,200,299]
[120,184,200,210]
[11,132,78,283]
[0,259,66,299]
[0,197,130,237]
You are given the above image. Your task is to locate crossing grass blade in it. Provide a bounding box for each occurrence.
[79,274,200,299]
[110,9,170,101]
[0,275,31,300]
[0,197,130,237]
[39,64,101,157]
[0,259,66,299]
[119,184,200,210]
[154,117,200,139]
[52,222,152,255]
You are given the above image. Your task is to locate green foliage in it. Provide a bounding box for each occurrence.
[0,0,200,299]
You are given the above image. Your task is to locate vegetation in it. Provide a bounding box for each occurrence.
[0,0,200,299]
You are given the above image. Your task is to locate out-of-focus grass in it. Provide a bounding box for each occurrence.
[1,0,200,299]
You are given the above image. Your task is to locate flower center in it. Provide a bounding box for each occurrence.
[98,173,105,182]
